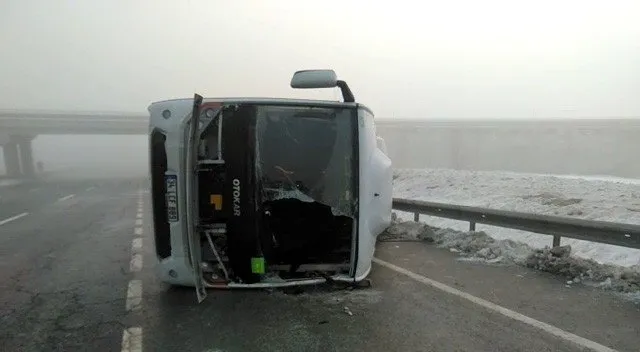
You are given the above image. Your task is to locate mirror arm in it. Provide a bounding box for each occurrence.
[336,80,355,103]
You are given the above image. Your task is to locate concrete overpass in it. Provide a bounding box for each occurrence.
[0,110,148,178]
[0,110,148,136]
[2,110,639,179]
[0,109,402,178]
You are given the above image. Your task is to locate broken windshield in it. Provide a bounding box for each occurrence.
[255,105,357,216]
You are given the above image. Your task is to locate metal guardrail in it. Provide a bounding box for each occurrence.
[392,198,640,249]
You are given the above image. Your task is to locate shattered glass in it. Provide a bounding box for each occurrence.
[255,105,357,216]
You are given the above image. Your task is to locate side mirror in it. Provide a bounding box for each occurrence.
[290,69,338,89]
[290,69,355,103]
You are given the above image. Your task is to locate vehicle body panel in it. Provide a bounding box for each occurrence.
[148,96,391,297]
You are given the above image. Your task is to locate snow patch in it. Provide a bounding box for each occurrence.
[393,168,640,267]
[526,246,640,293]
[382,219,534,265]
[382,219,640,296]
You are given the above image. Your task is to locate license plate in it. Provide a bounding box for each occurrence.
[165,175,179,222]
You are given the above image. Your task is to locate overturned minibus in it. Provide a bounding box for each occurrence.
[148,70,392,301]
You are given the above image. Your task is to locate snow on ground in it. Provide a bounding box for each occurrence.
[392,168,640,267]
[380,220,640,299]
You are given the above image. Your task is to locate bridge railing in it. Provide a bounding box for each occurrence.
[392,198,640,249]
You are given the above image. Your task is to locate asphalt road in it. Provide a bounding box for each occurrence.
[1,177,639,352]
[0,177,143,351]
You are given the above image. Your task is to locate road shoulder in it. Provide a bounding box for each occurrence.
[374,241,640,352]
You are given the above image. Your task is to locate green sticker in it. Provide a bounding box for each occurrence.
[251,257,265,274]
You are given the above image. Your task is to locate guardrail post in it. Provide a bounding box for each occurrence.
[414,213,419,222]
[552,235,561,247]
[469,222,476,231]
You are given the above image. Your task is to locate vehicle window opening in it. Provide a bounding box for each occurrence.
[149,130,171,259]
[195,104,358,284]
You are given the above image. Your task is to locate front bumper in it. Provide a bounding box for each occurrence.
[155,255,372,289]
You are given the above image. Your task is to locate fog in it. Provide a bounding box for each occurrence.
[0,135,148,180]
[377,119,640,178]
[32,135,148,180]
[1,0,639,178]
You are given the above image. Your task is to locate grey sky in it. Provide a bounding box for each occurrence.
[1,0,639,118]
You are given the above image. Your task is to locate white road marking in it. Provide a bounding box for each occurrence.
[123,200,145,352]
[86,186,96,191]
[125,280,142,311]
[57,194,75,202]
[121,327,143,352]
[132,237,143,250]
[28,188,39,193]
[373,258,617,352]
[0,212,29,226]
[129,253,143,273]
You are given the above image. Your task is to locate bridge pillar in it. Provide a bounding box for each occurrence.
[17,137,35,178]
[2,142,21,177]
